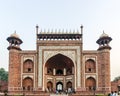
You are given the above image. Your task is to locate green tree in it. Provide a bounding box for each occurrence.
[0,68,8,81]
[113,76,120,82]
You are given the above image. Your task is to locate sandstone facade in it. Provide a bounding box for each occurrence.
[7,26,112,95]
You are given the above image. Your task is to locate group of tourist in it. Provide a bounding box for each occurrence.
[55,88,75,94]
[109,91,118,96]
[45,87,76,94]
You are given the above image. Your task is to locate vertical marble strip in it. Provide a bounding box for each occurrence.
[77,46,81,87]
[38,47,42,86]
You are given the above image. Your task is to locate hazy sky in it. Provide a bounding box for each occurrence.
[0,0,120,81]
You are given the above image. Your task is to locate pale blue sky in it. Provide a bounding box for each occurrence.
[0,0,120,80]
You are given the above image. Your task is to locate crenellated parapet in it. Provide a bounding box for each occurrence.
[37,32,82,41]
[36,25,83,41]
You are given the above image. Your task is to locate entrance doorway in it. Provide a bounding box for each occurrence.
[56,82,63,92]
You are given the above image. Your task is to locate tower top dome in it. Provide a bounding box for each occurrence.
[99,31,109,38]
[10,31,20,39]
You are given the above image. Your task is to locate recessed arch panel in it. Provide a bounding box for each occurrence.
[85,59,96,73]
[22,77,33,91]
[85,77,96,90]
[23,59,34,73]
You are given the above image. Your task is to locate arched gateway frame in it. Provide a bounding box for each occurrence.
[44,53,75,91]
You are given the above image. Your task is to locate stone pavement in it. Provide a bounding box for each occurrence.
[50,94,68,96]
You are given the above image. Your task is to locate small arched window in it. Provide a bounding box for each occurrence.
[67,68,72,75]
[85,59,96,73]
[56,69,63,75]
[23,59,34,73]
[47,68,53,75]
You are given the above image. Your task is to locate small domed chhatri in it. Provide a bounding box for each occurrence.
[7,31,23,50]
[96,30,112,50]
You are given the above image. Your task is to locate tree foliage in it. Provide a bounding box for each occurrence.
[0,68,8,81]
[113,76,120,82]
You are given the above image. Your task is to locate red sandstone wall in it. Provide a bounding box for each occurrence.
[8,49,21,89]
[97,49,111,93]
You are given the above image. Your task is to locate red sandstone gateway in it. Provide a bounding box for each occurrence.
[7,25,112,95]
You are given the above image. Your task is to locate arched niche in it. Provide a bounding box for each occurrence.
[22,77,33,91]
[85,77,96,90]
[85,59,96,73]
[23,59,34,73]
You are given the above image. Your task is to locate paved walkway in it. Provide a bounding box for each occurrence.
[50,94,68,96]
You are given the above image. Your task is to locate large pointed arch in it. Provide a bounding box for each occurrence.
[45,53,74,68]
[45,53,74,75]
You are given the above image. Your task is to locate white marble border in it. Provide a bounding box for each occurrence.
[21,55,36,88]
[83,55,98,88]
